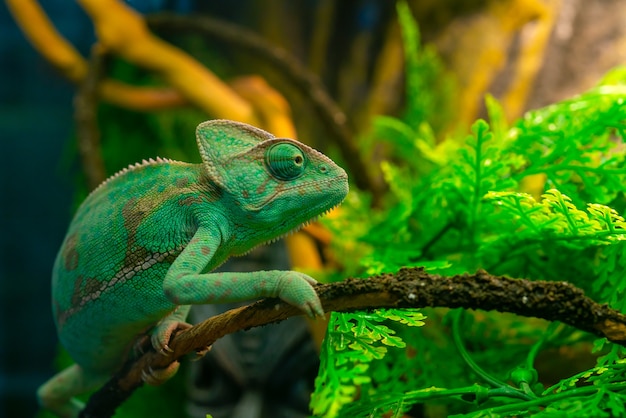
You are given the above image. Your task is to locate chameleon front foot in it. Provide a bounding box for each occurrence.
[274,272,324,318]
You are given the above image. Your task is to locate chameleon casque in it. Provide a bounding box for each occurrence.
[38,120,349,417]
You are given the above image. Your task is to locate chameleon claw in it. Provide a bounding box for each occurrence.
[159,344,174,356]
[303,301,324,319]
[141,361,180,386]
[312,303,325,318]
[302,275,319,286]
[190,345,212,361]
[141,367,153,383]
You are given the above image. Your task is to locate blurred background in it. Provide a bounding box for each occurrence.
[2,0,625,416]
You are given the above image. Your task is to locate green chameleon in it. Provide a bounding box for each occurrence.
[38,120,349,417]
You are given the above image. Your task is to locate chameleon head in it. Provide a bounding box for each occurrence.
[197,120,349,239]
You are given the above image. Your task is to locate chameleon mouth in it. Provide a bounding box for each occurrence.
[265,201,343,246]
[243,175,348,212]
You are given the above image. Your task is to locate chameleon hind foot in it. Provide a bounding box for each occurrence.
[141,361,180,386]
[151,320,192,356]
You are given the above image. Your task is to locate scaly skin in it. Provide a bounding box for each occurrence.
[38,120,349,417]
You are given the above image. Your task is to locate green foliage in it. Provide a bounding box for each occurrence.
[511,86,626,207]
[396,0,455,136]
[311,309,426,418]
[313,5,626,418]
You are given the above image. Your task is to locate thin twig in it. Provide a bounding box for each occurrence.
[74,46,107,190]
[80,267,626,417]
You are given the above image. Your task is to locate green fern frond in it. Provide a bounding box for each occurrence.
[396,0,453,133]
[484,189,626,247]
[310,310,426,417]
[512,87,626,206]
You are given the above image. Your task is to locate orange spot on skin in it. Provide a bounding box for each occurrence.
[201,246,211,255]
[176,177,189,188]
[178,196,204,206]
[63,233,80,271]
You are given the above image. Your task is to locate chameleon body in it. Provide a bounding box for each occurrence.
[38,120,349,417]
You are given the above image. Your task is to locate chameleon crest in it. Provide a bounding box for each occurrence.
[38,120,348,417]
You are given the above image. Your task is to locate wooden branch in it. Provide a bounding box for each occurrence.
[80,267,626,417]
[98,81,186,111]
[74,46,107,190]
[6,0,186,111]
[6,0,87,82]
[77,0,258,124]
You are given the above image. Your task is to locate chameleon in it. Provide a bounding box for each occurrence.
[37,119,349,417]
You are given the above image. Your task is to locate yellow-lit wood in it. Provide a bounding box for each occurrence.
[6,0,190,110]
[77,0,258,124]
[435,0,559,130]
[229,76,296,138]
[361,21,405,127]
[501,0,558,120]
[99,80,187,110]
[6,0,87,82]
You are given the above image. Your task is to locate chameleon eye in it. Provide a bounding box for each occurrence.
[265,143,306,180]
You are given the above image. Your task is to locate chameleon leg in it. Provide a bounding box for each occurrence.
[37,363,109,418]
[163,227,324,317]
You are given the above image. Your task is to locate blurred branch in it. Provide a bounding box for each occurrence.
[74,46,107,190]
[228,76,297,138]
[362,19,404,126]
[500,0,555,120]
[81,267,626,417]
[146,13,385,201]
[308,0,336,75]
[5,0,186,111]
[5,0,87,82]
[76,0,258,124]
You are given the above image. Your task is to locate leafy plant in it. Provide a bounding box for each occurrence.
[311,309,426,418]
[312,2,626,416]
